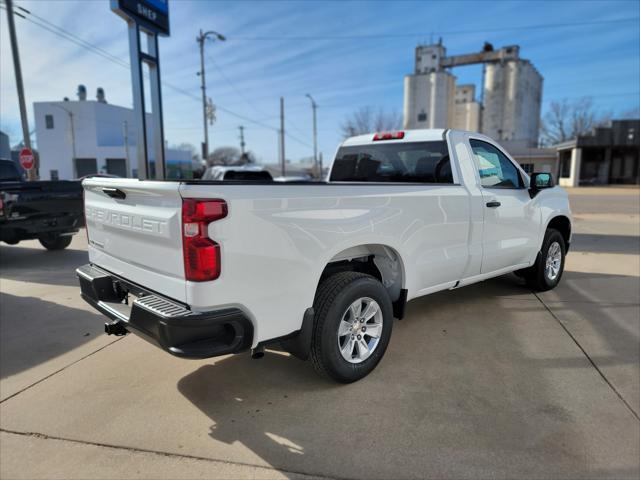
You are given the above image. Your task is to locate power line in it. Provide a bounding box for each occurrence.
[206,52,267,118]
[5,3,636,148]
[5,4,286,135]
[543,91,640,102]
[16,5,129,67]
[204,53,312,147]
[231,17,640,40]
[7,10,129,69]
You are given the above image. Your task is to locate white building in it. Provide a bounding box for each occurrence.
[414,44,447,74]
[452,84,480,132]
[403,42,543,147]
[403,72,455,130]
[482,60,543,145]
[34,94,191,180]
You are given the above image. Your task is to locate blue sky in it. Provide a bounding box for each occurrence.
[1,0,639,164]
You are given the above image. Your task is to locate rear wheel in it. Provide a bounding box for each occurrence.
[522,228,566,292]
[310,272,393,383]
[39,234,73,251]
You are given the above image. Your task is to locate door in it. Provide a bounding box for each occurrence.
[106,158,127,177]
[75,158,97,178]
[469,139,540,274]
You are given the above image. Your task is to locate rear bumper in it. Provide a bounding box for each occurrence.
[0,214,81,242]
[76,264,253,359]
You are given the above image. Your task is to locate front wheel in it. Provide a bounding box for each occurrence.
[522,228,566,292]
[310,272,393,383]
[39,234,73,250]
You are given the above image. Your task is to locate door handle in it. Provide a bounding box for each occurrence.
[102,187,126,199]
[486,201,501,208]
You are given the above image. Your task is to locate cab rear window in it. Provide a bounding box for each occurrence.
[330,141,453,183]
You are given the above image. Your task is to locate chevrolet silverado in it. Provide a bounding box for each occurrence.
[77,129,572,382]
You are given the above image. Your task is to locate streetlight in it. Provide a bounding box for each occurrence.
[197,29,226,162]
[52,104,76,176]
[305,94,319,178]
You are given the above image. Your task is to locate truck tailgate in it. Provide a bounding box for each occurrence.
[83,178,187,303]
[0,180,83,219]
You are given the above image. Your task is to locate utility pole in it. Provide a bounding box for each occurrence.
[197,29,226,162]
[306,94,318,178]
[5,0,35,180]
[68,112,76,167]
[238,125,245,155]
[52,104,76,176]
[279,97,286,177]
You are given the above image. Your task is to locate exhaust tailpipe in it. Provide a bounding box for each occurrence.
[251,346,265,359]
[104,321,128,336]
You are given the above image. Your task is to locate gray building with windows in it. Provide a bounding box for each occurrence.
[556,119,639,187]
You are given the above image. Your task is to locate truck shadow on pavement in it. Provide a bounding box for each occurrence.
[0,244,88,288]
[0,292,105,380]
[176,273,639,479]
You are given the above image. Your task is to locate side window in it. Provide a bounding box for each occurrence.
[469,139,522,188]
[45,114,54,129]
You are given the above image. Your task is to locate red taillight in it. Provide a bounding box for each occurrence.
[373,131,405,141]
[182,199,228,282]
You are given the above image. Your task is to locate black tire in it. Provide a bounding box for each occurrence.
[523,228,566,292]
[39,234,73,250]
[310,271,393,383]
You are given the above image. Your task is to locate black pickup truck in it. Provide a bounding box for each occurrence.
[0,159,84,250]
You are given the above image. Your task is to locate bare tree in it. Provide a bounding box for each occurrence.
[174,142,199,161]
[207,146,256,166]
[341,107,402,138]
[540,97,611,146]
[620,106,640,119]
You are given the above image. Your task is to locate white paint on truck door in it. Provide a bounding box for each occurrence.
[467,138,540,274]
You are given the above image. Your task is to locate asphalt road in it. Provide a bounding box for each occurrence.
[1,187,639,479]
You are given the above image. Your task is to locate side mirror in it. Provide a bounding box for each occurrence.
[529,172,554,198]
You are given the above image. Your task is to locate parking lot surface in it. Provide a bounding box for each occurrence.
[1,187,639,479]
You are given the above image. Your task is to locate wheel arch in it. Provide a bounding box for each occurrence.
[281,243,407,361]
[546,215,572,249]
[317,243,406,306]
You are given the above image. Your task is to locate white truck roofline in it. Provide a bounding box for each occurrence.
[340,128,488,147]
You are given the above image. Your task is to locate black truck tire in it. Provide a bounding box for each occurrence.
[310,271,393,383]
[39,234,73,250]
[521,228,566,292]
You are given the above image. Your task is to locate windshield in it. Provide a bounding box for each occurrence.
[330,141,452,183]
[0,161,21,182]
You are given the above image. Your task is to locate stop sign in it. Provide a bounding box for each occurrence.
[19,148,35,171]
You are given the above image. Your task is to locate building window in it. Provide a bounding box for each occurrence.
[45,114,54,129]
[521,163,534,174]
[417,112,427,122]
[560,154,572,178]
[50,170,59,180]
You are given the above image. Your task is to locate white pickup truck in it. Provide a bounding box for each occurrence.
[77,129,572,382]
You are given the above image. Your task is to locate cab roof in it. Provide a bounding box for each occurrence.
[341,129,447,147]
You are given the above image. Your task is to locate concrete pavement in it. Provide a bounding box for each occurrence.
[1,188,639,479]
